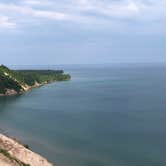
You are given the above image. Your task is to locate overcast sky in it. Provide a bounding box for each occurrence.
[0,0,166,65]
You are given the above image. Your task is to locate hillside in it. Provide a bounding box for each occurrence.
[0,65,71,96]
[0,134,53,166]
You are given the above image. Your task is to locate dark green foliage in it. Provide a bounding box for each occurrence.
[0,71,22,93]
[23,144,30,149]
[16,70,71,85]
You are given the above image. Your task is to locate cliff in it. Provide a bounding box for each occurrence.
[0,134,53,166]
[0,65,71,96]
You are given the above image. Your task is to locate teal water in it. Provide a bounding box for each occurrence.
[0,64,166,166]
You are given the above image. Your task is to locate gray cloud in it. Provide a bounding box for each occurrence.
[0,0,166,33]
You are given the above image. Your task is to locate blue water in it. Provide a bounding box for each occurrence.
[0,64,166,166]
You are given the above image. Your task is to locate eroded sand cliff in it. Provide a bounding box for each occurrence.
[0,134,53,166]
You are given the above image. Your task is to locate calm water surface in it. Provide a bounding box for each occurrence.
[0,64,166,166]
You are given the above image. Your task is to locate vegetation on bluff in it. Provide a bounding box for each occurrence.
[0,65,71,95]
[0,148,30,166]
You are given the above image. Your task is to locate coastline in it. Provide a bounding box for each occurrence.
[0,133,53,166]
[0,81,57,165]
[0,80,55,97]
[0,66,71,165]
[0,65,71,97]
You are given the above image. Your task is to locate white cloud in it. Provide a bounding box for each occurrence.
[0,0,166,32]
[0,16,15,29]
[22,0,53,6]
[0,3,71,23]
[23,0,42,5]
[73,0,141,18]
[74,0,166,20]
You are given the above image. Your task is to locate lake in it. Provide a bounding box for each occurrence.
[0,64,166,166]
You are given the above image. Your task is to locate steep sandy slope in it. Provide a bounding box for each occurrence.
[0,134,53,166]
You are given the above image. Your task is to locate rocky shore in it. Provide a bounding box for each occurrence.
[0,134,53,166]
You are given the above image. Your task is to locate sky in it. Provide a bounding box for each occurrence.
[0,0,166,65]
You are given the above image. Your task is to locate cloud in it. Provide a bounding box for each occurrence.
[74,0,166,21]
[23,0,43,5]
[22,0,53,6]
[0,3,70,20]
[74,0,141,18]
[0,16,15,29]
[0,0,166,33]
[0,1,92,28]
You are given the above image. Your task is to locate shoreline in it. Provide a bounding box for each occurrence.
[0,80,55,97]
[0,66,71,165]
[0,81,57,165]
[0,65,71,97]
[0,133,53,166]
